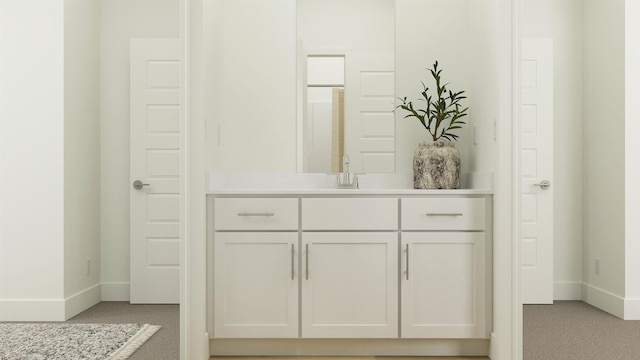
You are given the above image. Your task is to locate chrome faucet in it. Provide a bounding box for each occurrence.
[336,154,358,189]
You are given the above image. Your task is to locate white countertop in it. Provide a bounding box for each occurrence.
[207,172,493,195]
[209,188,492,195]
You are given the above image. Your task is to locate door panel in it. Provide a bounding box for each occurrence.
[401,232,487,338]
[345,51,395,173]
[301,232,398,338]
[214,232,299,338]
[520,38,554,304]
[130,38,180,304]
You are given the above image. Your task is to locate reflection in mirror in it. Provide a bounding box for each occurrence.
[304,56,345,173]
[297,0,395,174]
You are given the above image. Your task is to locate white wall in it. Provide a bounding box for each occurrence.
[625,0,640,315]
[550,0,584,300]
[396,0,497,176]
[100,0,179,300]
[186,1,211,357]
[64,0,101,316]
[298,0,394,173]
[467,0,500,174]
[582,0,626,315]
[205,0,297,172]
[0,0,66,321]
[297,0,394,52]
[520,0,584,300]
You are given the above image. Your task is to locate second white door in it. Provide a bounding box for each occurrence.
[130,38,181,304]
[520,38,554,304]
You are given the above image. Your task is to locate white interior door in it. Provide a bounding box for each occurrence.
[130,38,180,304]
[345,51,395,173]
[520,38,554,304]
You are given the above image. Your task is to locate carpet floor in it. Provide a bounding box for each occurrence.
[68,302,178,360]
[0,322,159,360]
[524,300,640,360]
[68,300,637,360]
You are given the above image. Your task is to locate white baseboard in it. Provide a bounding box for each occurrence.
[65,283,101,320]
[101,282,130,301]
[0,299,65,321]
[582,282,624,319]
[555,282,640,320]
[554,281,583,300]
[488,332,498,360]
[624,298,640,320]
[0,282,128,321]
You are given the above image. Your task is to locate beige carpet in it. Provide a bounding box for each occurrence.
[524,300,640,360]
[68,302,178,360]
[70,300,637,359]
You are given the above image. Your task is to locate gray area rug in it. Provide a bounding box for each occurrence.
[0,323,160,360]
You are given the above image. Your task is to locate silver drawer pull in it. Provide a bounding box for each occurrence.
[405,243,409,280]
[291,244,295,280]
[237,212,275,217]
[426,213,463,217]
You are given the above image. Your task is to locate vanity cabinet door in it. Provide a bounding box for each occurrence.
[400,232,487,339]
[214,232,299,338]
[301,232,398,338]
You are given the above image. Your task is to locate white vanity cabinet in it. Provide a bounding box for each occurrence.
[400,197,489,339]
[209,192,492,350]
[301,197,398,338]
[212,198,299,338]
[301,233,398,338]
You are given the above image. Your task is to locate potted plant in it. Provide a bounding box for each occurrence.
[396,61,468,189]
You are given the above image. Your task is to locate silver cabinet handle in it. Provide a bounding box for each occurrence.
[405,243,409,280]
[305,244,309,280]
[291,244,295,280]
[426,213,463,217]
[132,180,150,190]
[533,180,551,190]
[237,212,275,217]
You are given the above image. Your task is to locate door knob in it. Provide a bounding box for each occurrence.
[533,180,551,190]
[133,180,150,190]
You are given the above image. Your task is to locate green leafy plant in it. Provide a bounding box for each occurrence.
[396,61,469,141]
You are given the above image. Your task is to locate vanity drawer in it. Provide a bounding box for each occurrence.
[214,198,298,230]
[401,198,485,231]
[302,198,398,230]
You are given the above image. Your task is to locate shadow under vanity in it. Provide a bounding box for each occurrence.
[206,173,493,357]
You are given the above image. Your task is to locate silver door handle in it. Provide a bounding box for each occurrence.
[133,180,150,190]
[533,180,551,190]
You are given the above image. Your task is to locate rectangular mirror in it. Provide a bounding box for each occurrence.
[297,0,395,173]
[205,0,499,178]
[204,0,394,174]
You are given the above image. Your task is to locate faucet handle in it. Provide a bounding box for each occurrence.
[342,154,350,172]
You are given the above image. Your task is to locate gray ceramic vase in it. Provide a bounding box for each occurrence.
[413,140,460,189]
